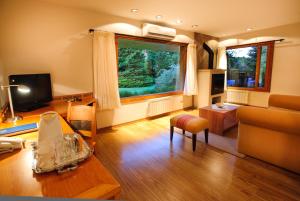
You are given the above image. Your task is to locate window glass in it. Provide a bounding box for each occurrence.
[226,46,257,88]
[117,38,181,98]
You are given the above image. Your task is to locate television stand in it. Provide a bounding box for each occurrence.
[196,69,226,108]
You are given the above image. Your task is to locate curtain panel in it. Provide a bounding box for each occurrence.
[93,31,121,110]
[217,47,227,70]
[183,44,198,96]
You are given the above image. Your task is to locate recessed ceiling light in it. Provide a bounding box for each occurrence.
[246,28,253,31]
[192,25,198,28]
[156,15,163,20]
[176,19,183,24]
[131,9,139,13]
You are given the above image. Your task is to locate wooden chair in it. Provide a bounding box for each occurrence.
[67,101,97,146]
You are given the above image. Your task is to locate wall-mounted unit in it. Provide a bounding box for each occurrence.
[142,23,176,40]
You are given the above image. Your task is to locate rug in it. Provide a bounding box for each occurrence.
[177,126,245,158]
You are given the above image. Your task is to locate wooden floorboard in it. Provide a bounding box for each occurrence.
[94,109,300,201]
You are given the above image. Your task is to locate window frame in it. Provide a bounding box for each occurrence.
[226,41,274,92]
[115,34,188,104]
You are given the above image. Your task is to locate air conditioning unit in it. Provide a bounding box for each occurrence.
[142,23,176,40]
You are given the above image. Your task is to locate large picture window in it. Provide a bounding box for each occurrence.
[226,41,274,91]
[116,35,186,101]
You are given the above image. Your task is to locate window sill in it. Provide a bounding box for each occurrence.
[227,87,270,92]
[120,91,183,105]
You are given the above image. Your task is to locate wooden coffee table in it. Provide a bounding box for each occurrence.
[199,104,239,135]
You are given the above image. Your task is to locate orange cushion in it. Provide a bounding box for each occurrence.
[170,114,208,133]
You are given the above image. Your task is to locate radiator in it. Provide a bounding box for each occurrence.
[226,90,249,105]
[147,97,175,117]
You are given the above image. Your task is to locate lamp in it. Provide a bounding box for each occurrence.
[0,84,31,122]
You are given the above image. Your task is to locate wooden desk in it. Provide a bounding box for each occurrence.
[0,115,72,138]
[17,96,96,118]
[0,115,121,200]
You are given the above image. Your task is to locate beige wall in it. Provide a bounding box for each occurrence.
[0,0,194,96]
[271,43,300,95]
[220,23,300,107]
[0,0,93,95]
[99,95,193,128]
[0,0,194,127]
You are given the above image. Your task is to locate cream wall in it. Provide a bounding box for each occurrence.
[219,23,300,107]
[0,0,194,128]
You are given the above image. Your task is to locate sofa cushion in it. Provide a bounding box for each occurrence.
[269,94,300,111]
[237,106,300,135]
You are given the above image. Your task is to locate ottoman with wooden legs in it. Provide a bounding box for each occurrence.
[170,114,209,151]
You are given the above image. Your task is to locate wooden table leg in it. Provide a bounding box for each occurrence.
[192,134,197,151]
[205,129,209,144]
[170,126,174,141]
[113,192,121,200]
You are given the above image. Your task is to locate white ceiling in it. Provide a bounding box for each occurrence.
[41,0,300,37]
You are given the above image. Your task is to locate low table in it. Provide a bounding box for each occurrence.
[199,104,239,135]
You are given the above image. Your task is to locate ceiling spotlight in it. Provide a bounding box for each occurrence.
[156,15,163,20]
[246,28,253,31]
[131,9,139,13]
[176,19,183,24]
[192,25,198,28]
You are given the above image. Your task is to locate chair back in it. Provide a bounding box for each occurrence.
[67,101,97,139]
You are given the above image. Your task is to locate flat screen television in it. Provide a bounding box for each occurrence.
[9,73,53,112]
[211,74,225,95]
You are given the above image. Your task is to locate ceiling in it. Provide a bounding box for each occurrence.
[41,0,300,37]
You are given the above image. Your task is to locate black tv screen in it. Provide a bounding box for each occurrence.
[9,73,53,111]
[211,74,225,95]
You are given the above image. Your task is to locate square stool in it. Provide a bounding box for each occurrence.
[170,114,209,151]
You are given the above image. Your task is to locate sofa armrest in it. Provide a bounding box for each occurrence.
[237,106,300,135]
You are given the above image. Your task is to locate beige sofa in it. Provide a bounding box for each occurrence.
[237,94,300,173]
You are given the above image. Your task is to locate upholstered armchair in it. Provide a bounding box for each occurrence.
[237,94,300,173]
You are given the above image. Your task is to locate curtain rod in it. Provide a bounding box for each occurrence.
[274,39,285,42]
[89,29,111,34]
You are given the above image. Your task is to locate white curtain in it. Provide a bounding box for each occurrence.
[183,44,198,96]
[93,31,121,110]
[217,47,227,70]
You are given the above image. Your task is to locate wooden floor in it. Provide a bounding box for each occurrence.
[94,109,300,201]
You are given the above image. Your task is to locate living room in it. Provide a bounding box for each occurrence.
[0,0,299,200]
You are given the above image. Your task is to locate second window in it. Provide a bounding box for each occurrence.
[226,41,274,91]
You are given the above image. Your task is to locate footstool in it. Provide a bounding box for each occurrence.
[170,114,209,151]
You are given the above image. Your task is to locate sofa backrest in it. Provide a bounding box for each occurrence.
[269,94,300,111]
